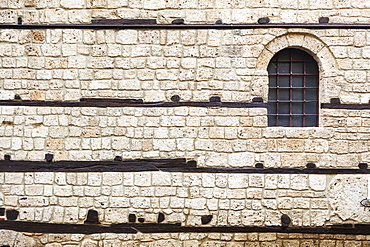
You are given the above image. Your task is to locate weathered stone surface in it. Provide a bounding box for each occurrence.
[0,0,370,245]
[309,175,327,191]
[0,230,40,247]
[328,175,370,221]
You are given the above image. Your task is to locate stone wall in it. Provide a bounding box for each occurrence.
[2,0,370,24]
[3,229,370,247]
[0,29,367,104]
[2,0,370,246]
[1,172,368,226]
[1,30,370,167]
[1,171,369,246]
[5,231,370,247]
[2,106,370,168]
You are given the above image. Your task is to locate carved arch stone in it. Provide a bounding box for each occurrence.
[254,32,339,103]
[256,33,337,73]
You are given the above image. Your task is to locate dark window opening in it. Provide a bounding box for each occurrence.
[267,48,319,127]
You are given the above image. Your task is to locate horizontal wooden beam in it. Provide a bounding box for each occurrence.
[5,98,370,110]
[0,220,137,234]
[0,158,192,172]
[322,98,370,109]
[2,23,370,30]
[91,19,157,25]
[0,158,368,174]
[1,220,370,235]
[162,167,370,174]
[0,98,267,108]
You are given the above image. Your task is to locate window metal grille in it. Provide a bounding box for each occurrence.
[267,48,319,127]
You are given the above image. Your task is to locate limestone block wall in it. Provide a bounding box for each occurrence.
[2,0,370,246]
[2,0,370,24]
[1,28,369,104]
[3,230,370,247]
[1,29,370,167]
[2,106,370,168]
[0,172,369,246]
[1,172,368,226]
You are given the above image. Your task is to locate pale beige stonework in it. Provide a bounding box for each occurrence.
[2,230,369,246]
[0,0,370,24]
[0,173,368,234]
[0,29,364,104]
[1,29,370,167]
[2,0,370,245]
[2,106,370,168]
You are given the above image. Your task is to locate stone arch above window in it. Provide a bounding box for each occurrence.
[255,33,337,73]
[254,33,338,104]
[267,48,319,127]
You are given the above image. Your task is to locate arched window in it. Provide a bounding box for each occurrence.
[267,48,319,127]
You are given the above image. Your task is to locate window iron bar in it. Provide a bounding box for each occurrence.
[267,48,319,127]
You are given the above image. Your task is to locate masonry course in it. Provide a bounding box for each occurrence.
[2,0,370,245]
